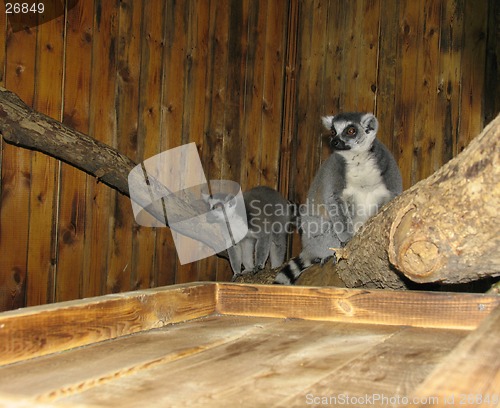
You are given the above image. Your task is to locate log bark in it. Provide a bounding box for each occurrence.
[0,87,227,251]
[236,113,500,288]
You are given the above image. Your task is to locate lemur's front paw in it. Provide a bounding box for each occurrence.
[252,264,265,274]
[320,254,337,266]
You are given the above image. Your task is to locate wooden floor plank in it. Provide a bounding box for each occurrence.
[0,284,493,407]
[57,319,402,407]
[0,315,274,402]
[404,304,500,407]
[277,326,467,407]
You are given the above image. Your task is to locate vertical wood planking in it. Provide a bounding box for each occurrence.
[161,0,186,284]
[339,0,357,110]
[282,0,301,259]
[180,0,211,283]
[85,0,120,298]
[0,3,5,85]
[223,0,248,187]
[436,0,464,170]
[457,0,488,154]
[323,0,344,115]
[56,0,94,302]
[393,1,421,189]
[106,0,143,294]
[292,0,327,205]
[259,0,286,188]
[485,0,500,123]
[307,0,328,171]
[240,0,266,189]
[134,0,166,290]
[356,0,380,113]
[279,0,298,198]
[197,0,223,283]
[27,6,65,306]
[185,0,221,283]
[0,3,5,256]
[341,1,359,111]
[411,0,441,182]
[202,0,230,185]
[211,0,249,281]
[321,0,345,168]
[375,0,399,152]
[203,0,233,282]
[0,12,37,310]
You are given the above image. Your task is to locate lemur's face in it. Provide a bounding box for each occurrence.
[203,193,237,223]
[322,113,379,153]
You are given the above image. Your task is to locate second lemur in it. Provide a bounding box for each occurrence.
[274,112,402,285]
[205,186,296,280]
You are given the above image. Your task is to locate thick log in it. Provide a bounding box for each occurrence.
[0,87,226,251]
[237,114,500,288]
[386,115,499,284]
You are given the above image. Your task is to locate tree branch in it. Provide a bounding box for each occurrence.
[0,87,226,251]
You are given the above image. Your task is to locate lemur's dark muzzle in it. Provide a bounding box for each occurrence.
[330,135,350,150]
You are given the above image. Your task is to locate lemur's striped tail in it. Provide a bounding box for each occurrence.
[273,256,312,285]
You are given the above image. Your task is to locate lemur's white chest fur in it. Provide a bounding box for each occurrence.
[340,150,391,231]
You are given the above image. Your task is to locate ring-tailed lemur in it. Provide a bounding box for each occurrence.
[204,186,296,280]
[274,112,403,285]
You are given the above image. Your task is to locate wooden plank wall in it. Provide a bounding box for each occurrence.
[288,0,492,206]
[0,0,497,311]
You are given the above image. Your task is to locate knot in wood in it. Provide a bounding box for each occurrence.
[336,299,354,315]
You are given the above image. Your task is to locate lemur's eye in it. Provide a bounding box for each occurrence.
[213,202,224,210]
[346,126,357,136]
[331,127,337,137]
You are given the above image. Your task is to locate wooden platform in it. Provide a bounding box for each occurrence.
[0,283,499,407]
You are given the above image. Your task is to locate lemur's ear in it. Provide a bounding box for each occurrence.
[360,113,379,134]
[201,192,211,202]
[321,116,335,131]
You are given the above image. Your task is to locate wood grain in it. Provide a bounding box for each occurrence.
[0,7,37,311]
[106,0,143,294]
[133,0,165,291]
[56,0,93,302]
[0,315,273,401]
[485,0,500,124]
[458,0,488,154]
[260,0,287,189]
[436,0,464,171]
[0,283,216,366]
[375,0,399,153]
[0,2,5,87]
[404,304,500,407]
[216,283,500,329]
[394,0,421,189]
[240,0,266,190]
[177,0,211,284]
[84,0,120,301]
[56,319,400,407]
[280,326,466,407]
[412,0,441,182]
[0,283,499,407]
[27,10,65,306]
